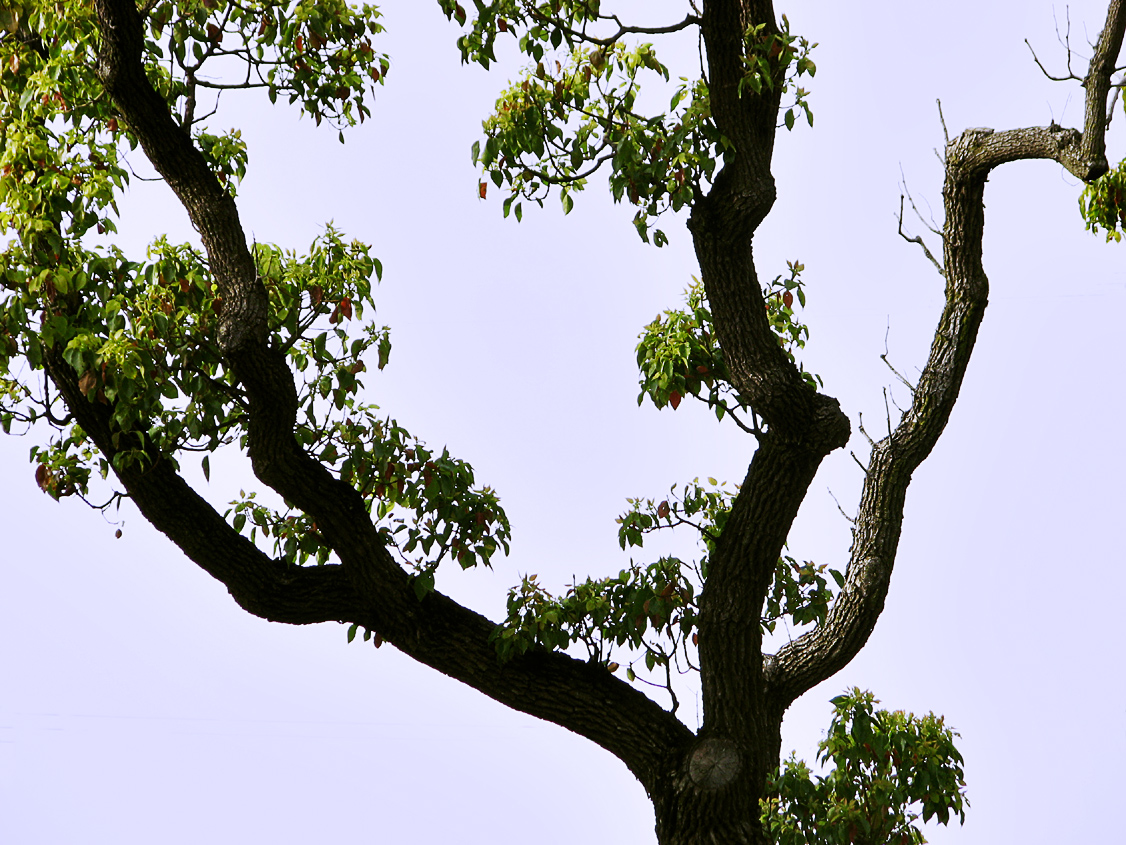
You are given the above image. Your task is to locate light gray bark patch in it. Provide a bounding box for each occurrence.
[688,738,742,790]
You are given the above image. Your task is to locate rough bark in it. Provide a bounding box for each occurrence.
[88,0,693,796]
[656,1,1126,843]
[49,1,1125,844]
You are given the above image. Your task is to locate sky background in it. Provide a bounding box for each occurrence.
[2,1,1124,843]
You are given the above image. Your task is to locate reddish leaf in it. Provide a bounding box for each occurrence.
[115,529,122,539]
[338,296,353,320]
[668,390,682,410]
[657,500,670,519]
[78,370,96,397]
[34,464,49,491]
[783,290,794,308]
[479,181,487,199]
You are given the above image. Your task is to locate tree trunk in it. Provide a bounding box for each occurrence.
[651,721,782,845]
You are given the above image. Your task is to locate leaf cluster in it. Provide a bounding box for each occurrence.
[492,477,842,702]
[762,689,968,845]
[490,558,695,677]
[738,16,817,130]
[473,42,724,245]
[145,0,389,131]
[1,4,511,586]
[229,415,511,583]
[634,267,819,432]
[454,3,816,242]
[1079,157,1126,241]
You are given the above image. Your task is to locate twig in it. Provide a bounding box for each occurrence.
[898,195,946,277]
[1026,37,1080,81]
[1027,7,1084,82]
[857,412,876,448]
[900,169,942,235]
[850,451,869,476]
[827,486,856,525]
[882,388,896,444]
[881,323,917,394]
[1107,74,1124,127]
[663,658,680,714]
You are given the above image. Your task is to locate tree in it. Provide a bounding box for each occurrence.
[1,1,1123,843]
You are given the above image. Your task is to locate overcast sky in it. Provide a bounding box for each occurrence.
[2,2,1124,843]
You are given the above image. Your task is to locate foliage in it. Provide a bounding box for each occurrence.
[493,476,842,700]
[635,264,819,430]
[738,16,817,130]
[1079,158,1126,241]
[0,1,509,586]
[454,2,815,244]
[0,0,986,840]
[762,689,967,845]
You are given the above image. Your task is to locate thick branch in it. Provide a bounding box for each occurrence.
[1081,0,1126,175]
[91,0,691,788]
[690,1,848,443]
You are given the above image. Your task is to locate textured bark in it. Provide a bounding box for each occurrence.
[47,1,1124,843]
[88,0,692,795]
[662,1,1125,843]
[763,0,1125,713]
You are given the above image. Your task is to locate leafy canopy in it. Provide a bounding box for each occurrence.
[0,2,977,842]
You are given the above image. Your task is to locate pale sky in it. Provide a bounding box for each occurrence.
[2,2,1123,843]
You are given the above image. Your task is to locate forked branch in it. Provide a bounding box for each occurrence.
[89,0,693,790]
[765,0,1126,706]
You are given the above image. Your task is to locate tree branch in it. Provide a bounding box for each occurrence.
[90,0,692,789]
[765,0,1126,707]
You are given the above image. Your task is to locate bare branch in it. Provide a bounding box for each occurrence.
[856,412,876,448]
[766,1,1126,706]
[850,451,870,476]
[827,487,856,525]
[530,8,700,48]
[1025,36,1081,81]
[898,195,946,276]
[881,325,918,395]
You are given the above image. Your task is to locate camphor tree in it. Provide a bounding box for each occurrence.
[2,0,1123,843]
